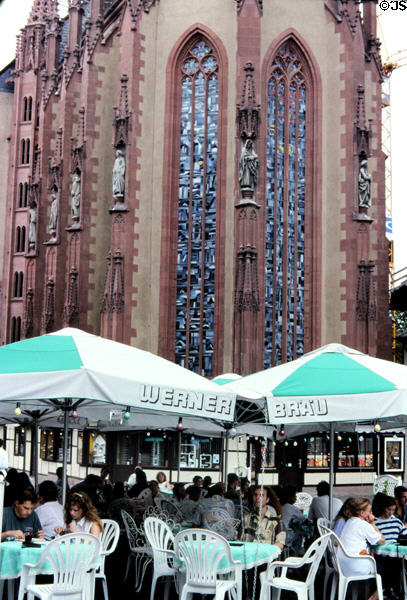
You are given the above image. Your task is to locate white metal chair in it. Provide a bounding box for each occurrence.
[259,533,330,600]
[294,492,313,514]
[161,498,183,522]
[317,518,335,600]
[373,474,402,496]
[95,519,120,600]
[174,528,242,600]
[144,517,177,600]
[319,524,383,600]
[17,532,101,600]
[121,509,152,592]
[200,507,240,541]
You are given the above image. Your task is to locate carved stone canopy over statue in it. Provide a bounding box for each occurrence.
[239,139,259,192]
[71,171,81,222]
[112,148,126,200]
[358,158,371,209]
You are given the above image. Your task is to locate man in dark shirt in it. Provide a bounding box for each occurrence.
[395,486,407,524]
[2,488,44,540]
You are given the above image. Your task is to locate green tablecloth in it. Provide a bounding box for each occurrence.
[372,543,407,558]
[175,540,280,573]
[0,541,49,579]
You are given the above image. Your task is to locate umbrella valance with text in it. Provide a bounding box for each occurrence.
[0,328,236,423]
[225,343,407,424]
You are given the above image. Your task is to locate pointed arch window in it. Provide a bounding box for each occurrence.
[174,39,219,376]
[265,41,308,367]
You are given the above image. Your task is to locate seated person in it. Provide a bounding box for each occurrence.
[394,485,407,524]
[332,497,353,537]
[242,485,285,549]
[203,476,212,491]
[185,475,203,497]
[138,480,165,507]
[338,497,385,600]
[193,483,237,540]
[280,485,307,554]
[56,491,102,538]
[156,471,173,493]
[171,482,186,508]
[2,488,44,540]
[373,493,406,599]
[308,480,342,521]
[108,481,132,527]
[225,473,240,502]
[180,485,201,521]
[373,493,407,541]
[35,480,64,539]
[55,466,70,503]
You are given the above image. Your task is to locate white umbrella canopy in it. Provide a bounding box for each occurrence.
[226,343,407,519]
[0,327,239,423]
[226,343,407,426]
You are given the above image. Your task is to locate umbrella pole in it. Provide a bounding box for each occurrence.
[329,422,335,521]
[62,401,70,507]
[224,433,229,482]
[33,416,39,491]
[0,477,4,541]
[177,430,181,483]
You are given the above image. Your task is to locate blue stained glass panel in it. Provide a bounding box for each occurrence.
[265,44,307,368]
[175,41,218,376]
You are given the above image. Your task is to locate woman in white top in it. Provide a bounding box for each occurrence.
[55,491,103,538]
[156,472,173,492]
[338,497,385,600]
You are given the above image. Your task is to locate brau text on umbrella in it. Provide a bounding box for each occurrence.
[270,398,328,420]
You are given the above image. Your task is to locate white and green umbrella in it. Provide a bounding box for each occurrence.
[226,343,407,518]
[226,343,407,426]
[0,327,242,505]
[0,327,237,423]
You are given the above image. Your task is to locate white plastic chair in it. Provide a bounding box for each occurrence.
[319,524,383,600]
[121,509,152,591]
[294,492,313,514]
[259,533,330,600]
[174,528,242,600]
[144,517,177,600]
[95,519,120,600]
[17,532,101,600]
[373,474,402,496]
[317,518,335,600]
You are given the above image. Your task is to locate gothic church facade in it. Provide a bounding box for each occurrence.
[1,0,391,377]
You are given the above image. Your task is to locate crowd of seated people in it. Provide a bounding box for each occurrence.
[5,464,407,600]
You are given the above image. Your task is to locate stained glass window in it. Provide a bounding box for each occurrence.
[265,42,307,367]
[175,40,218,376]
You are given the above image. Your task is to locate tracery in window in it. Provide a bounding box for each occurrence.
[265,41,307,367]
[175,39,219,376]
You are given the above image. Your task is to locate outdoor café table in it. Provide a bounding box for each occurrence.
[372,542,407,600]
[0,539,49,600]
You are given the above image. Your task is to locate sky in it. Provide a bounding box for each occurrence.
[0,1,406,273]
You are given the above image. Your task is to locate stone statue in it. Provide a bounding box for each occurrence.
[48,191,58,236]
[358,159,371,209]
[71,172,81,222]
[239,139,259,191]
[112,149,126,200]
[28,203,37,250]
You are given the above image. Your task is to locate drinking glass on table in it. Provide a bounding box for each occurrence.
[24,527,33,543]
